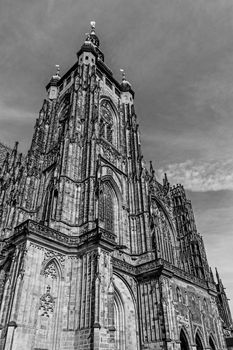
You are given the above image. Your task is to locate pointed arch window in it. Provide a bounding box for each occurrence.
[34,259,62,347]
[42,186,53,224]
[203,298,208,312]
[100,118,105,138]
[209,336,216,350]
[99,185,114,232]
[42,183,58,225]
[176,287,182,303]
[180,329,190,350]
[99,100,116,146]
[114,288,125,350]
[195,333,204,350]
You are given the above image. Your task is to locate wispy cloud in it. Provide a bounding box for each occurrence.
[157,159,233,191]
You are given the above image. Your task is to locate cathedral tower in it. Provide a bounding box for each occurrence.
[0,23,231,350]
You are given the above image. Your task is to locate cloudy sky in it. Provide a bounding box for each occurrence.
[0,0,233,311]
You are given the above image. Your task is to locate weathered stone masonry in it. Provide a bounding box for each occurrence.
[0,22,232,350]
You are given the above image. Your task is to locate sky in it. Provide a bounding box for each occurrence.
[0,0,233,312]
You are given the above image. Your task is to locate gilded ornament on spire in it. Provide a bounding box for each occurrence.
[90,21,96,33]
[120,69,126,81]
[55,64,60,77]
[85,20,99,47]
[120,68,131,91]
[51,64,60,81]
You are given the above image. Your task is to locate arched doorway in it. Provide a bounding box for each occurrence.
[196,333,204,350]
[209,336,216,350]
[114,287,125,350]
[113,275,138,350]
[180,329,189,350]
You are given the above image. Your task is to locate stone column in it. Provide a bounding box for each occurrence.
[4,321,17,350]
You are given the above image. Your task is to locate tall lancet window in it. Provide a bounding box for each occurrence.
[99,100,116,146]
[99,184,114,233]
[42,186,53,225]
[42,181,58,225]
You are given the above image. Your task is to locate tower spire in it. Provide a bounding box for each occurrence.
[120,68,126,82]
[90,21,96,34]
[46,64,60,100]
[78,21,104,62]
[85,20,100,48]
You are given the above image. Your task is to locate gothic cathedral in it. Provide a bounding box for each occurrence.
[0,23,232,350]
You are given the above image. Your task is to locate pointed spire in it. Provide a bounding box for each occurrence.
[90,21,96,34]
[17,153,22,166]
[216,267,220,283]
[163,172,170,190]
[13,141,19,153]
[209,267,215,283]
[120,68,126,82]
[2,152,9,174]
[11,141,19,164]
[149,161,155,180]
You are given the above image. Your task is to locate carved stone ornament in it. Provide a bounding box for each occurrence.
[43,262,58,279]
[39,285,55,317]
[44,250,65,265]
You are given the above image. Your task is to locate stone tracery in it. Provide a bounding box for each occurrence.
[39,285,55,317]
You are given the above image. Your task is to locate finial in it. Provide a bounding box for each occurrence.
[215,267,220,281]
[55,64,60,77]
[84,21,99,47]
[90,21,96,33]
[13,141,19,152]
[85,32,91,42]
[163,173,169,186]
[120,69,126,81]
[150,161,155,178]
[120,68,132,91]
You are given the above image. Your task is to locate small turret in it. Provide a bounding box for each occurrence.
[77,21,104,63]
[46,64,61,100]
[88,21,100,48]
[120,69,134,104]
[120,69,131,92]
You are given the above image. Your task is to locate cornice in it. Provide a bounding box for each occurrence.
[4,220,217,295]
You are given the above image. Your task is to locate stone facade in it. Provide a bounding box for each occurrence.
[0,23,232,350]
